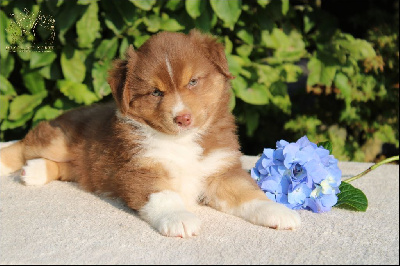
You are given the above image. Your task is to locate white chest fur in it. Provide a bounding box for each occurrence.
[141,128,236,208]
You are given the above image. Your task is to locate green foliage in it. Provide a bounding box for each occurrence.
[0,0,398,162]
[318,141,332,155]
[336,182,368,212]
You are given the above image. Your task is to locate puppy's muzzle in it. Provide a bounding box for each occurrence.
[174,114,192,127]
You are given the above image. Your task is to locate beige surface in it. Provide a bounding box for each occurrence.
[0,143,399,264]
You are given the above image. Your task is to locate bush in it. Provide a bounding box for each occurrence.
[0,0,398,162]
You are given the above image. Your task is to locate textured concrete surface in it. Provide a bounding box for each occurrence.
[1,145,399,264]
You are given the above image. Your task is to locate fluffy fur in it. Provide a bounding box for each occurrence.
[0,30,300,237]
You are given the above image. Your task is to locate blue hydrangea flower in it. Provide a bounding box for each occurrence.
[251,136,342,213]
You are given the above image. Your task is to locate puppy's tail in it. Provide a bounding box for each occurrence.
[0,141,25,176]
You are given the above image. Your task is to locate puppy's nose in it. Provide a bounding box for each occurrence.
[174,114,192,127]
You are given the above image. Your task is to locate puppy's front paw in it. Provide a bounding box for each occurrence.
[20,159,48,186]
[155,210,201,238]
[139,190,201,238]
[239,200,301,230]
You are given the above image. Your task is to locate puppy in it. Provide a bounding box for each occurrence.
[0,30,300,237]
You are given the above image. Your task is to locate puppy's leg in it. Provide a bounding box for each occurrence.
[20,159,74,186]
[139,190,201,238]
[204,166,301,230]
[0,121,71,177]
[117,163,201,238]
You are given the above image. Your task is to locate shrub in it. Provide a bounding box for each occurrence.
[0,0,398,162]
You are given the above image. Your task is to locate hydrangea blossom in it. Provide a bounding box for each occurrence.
[251,136,342,213]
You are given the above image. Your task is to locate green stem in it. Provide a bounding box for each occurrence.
[344,155,399,183]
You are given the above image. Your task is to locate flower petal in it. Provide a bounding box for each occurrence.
[320,193,338,207]
[276,140,289,149]
[296,135,311,148]
[263,148,274,158]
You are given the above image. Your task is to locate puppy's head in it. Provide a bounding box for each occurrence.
[108,30,233,135]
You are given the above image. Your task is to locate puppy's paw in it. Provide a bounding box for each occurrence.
[155,210,201,238]
[139,190,201,237]
[20,159,48,186]
[239,200,301,230]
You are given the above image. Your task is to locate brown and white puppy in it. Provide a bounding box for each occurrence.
[0,30,300,237]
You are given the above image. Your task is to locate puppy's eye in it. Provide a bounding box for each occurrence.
[151,88,164,97]
[188,78,198,87]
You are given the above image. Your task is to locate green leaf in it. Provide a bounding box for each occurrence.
[0,53,15,78]
[0,10,9,58]
[17,48,32,61]
[280,63,302,83]
[284,115,322,136]
[56,1,86,44]
[194,6,214,32]
[306,57,321,86]
[0,95,9,120]
[76,1,100,48]
[45,0,64,14]
[281,0,289,15]
[185,0,205,19]
[237,29,254,45]
[160,16,185,32]
[268,81,291,114]
[94,38,119,60]
[57,80,98,105]
[119,37,129,59]
[335,182,368,212]
[134,35,150,48]
[236,44,252,57]
[77,0,93,5]
[234,80,269,105]
[130,0,156,11]
[334,72,352,101]
[257,0,271,8]
[0,75,16,96]
[143,15,161,33]
[245,110,259,136]
[307,56,338,88]
[254,63,280,85]
[30,51,57,69]
[164,0,183,10]
[61,46,86,83]
[224,36,233,54]
[261,28,289,49]
[210,0,242,30]
[226,54,245,77]
[38,61,62,80]
[8,92,47,121]
[32,105,62,126]
[318,141,333,154]
[101,0,126,35]
[303,14,315,34]
[351,40,376,60]
[336,36,376,60]
[165,0,184,10]
[21,69,46,94]
[1,112,33,131]
[92,60,112,98]
[114,0,139,25]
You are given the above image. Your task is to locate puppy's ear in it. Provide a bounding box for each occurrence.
[108,45,137,114]
[189,29,234,79]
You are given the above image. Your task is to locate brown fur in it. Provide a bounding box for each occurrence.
[1,30,300,236]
